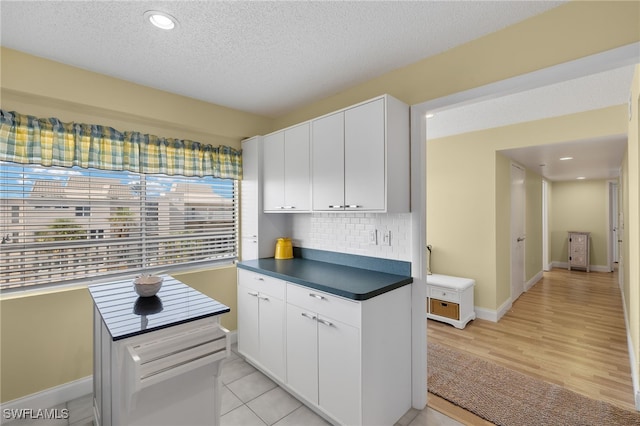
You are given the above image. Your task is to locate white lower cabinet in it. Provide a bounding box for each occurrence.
[238,269,411,426]
[286,298,360,426]
[317,314,360,426]
[237,269,286,381]
[286,304,319,402]
[287,281,410,426]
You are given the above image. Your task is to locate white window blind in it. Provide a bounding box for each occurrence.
[0,161,238,290]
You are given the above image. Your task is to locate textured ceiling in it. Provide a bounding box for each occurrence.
[1,0,565,118]
[2,1,636,182]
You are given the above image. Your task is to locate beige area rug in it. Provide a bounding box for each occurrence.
[427,342,640,426]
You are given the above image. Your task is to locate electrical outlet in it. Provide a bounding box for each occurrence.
[382,230,391,246]
[369,230,378,245]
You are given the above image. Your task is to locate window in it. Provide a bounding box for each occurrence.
[0,161,238,290]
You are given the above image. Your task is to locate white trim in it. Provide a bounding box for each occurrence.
[415,42,640,114]
[620,282,640,411]
[475,298,512,323]
[551,261,611,273]
[525,270,544,292]
[0,376,92,424]
[409,106,428,410]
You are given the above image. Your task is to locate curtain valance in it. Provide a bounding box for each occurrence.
[0,110,242,179]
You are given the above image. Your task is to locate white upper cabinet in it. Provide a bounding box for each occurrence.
[240,136,286,260]
[311,95,409,213]
[311,112,345,211]
[263,123,310,212]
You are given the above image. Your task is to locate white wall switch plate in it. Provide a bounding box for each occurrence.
[382,230,391,246]
[369,230,378,245]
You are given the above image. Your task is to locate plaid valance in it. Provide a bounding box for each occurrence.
[0,110,242,180]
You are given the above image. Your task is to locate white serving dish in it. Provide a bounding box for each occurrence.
[133,275,163,297]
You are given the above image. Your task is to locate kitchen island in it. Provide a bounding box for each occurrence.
[237,248,413,426]
[88,276,230,426]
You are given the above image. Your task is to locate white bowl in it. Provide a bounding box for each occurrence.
[133,276,163,297]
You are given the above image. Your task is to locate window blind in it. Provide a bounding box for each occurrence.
[0,161,238,290]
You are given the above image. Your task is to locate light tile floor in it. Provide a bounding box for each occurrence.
[4,344,462,426]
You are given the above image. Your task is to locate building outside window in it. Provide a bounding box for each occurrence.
[0,161,238,291]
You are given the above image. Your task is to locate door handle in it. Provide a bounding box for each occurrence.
[517,237,525,242]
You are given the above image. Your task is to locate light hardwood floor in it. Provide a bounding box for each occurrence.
[427,267,637,423]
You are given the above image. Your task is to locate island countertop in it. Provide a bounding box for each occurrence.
[237,257,413,301]
[88,275,230,341]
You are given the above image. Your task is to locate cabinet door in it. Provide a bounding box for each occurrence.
[283,123,311,211]
[259,294,286,381]
[240,237,259,262]
[286,303,319,404]
[311,112,345,211]
[318,315,360,426]
[344,98,385,211]
[237,285,260,362]
[263,132,285,211]
[241,138,259,237]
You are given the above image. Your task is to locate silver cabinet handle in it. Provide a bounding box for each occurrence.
[328,205,344,209]
[282,206,295,209]
[309,293,326,300]
[254,276,264,281]
[317,318,333,327]
[258,295,269,301]
[346,205,362,208]
[247,292,258,297]
[301,312,316,321]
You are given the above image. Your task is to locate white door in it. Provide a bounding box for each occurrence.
[263,132,285,211]
[318,315,360,426]
[237,284,260,361]
[258,294,286,381]
[609,181,619,271]
[510,163,526,302]
[286,303,319,403]
[344,98,385,211]
[283,123,311,211]
[311,112,345,211]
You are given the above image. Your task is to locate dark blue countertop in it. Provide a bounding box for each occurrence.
[88,275,230,341]
[237,257,413,301]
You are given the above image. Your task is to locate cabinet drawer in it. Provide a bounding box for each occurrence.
[286,283,360,327]
[428,286,460,303]
[430,298,460,320]
[238,269,285,299]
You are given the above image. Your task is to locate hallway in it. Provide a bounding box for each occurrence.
[427,268,636,419]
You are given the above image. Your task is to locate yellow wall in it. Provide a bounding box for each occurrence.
[525,169,544,281]
[623,64,640,403]
[272,1,640,130]
[0,287,93,403]
[0,48,273,148]
[2,0,640,404]
[0,49,273,403]
[427,106,628,312]
[549,179,610,267]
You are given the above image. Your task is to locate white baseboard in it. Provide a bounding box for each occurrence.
[525,270,544,291]
[0,376,92,424]
[551,261,611,272]
[228,329,238,345]
[620,287,640,411]
[475,298,512,323]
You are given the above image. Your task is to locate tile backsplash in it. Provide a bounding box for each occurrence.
[289,212,411,261]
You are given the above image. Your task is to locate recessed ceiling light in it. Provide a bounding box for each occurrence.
[426,113,435,119]
[576,176,586,180]
[144,10,178,30]
[559,156,573,161]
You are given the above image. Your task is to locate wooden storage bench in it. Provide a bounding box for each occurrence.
[426,274,476,329]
